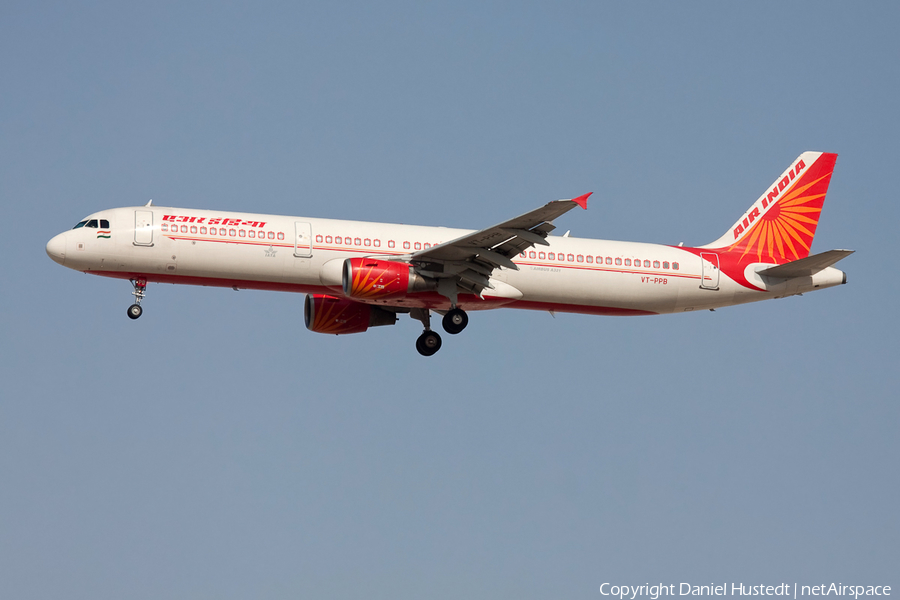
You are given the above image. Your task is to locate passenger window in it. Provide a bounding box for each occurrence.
[586,256,592,263]
[567,254,574,262]
[529,251,536,258]
[606,257,612,265]
[201,227,208,234]
[663,261,669,269]
[364,238,371,246]
[100,219,110,228]
[403,241,410,250]
[576,254,584,262]
[625,259,631,266]
[161,223,168,232]
[653,261,660,268]
[644,260,651,267]
[539,252,546,260]
[374,240,381,247]
[672,262,679,270]
[316,235,323,243]
[615,258,622,266]
[414,242,421,250]
[192,226,199,234]
[334,236,342,244]
[246,230,253,238]
[277,233,284,241]
[268,231,275,240]
[548,252,555,260]
[388,240,395,248]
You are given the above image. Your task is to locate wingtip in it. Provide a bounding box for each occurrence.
[572,192,591,209]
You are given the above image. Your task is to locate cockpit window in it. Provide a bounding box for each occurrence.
[74,218,110,229]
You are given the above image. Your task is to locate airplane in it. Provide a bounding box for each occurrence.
[46,151,852,356]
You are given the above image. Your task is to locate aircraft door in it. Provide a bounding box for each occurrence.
[134,210,154,246]
[700,252,720,290]
[294,222,313,257]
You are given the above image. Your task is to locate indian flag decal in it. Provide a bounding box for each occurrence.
[97,230,111,239]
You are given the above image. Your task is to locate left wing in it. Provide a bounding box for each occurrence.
[407,193,591,300]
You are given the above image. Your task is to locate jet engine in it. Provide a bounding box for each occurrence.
[304,294,397,335]
[342,258,432,300]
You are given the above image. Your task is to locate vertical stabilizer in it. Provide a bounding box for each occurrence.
[702,152,837,264]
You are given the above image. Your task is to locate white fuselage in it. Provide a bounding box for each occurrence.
[46,205,846,316]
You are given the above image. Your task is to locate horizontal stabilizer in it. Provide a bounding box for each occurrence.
[759,249,854,279]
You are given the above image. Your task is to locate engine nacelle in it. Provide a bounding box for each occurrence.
[342,258,432,300]
[304,294,397,335]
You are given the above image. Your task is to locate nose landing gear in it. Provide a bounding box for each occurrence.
[127,278,147,320]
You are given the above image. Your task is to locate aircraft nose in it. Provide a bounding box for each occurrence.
[46,233,66,265]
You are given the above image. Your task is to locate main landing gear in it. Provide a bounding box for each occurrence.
[127,278,147,320]
[411,306,469,356]
[411,308,441,356]
[442,307,468,335]
[416,330,442,356]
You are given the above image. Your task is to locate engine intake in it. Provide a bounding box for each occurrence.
[304,294,397,335]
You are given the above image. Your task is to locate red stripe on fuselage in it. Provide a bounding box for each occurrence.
[89,271,654,316]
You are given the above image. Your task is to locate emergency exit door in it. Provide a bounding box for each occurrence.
[294,222,312,257]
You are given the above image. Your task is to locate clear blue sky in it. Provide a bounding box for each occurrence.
[2,2,897,598]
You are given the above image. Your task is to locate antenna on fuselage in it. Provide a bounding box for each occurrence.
[145,199,153,206]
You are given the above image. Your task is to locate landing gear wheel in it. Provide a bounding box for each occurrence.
[415,330,442,356]
[442,308,468,334]
[127,304,143,320]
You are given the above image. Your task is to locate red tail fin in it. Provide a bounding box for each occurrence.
[703,152,837,264]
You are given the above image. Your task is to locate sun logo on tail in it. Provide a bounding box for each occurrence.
[725,153,836,265]
[730,173,829,263]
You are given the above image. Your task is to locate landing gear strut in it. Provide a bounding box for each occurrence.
[411,308,442,357]
[442,307,468,334]
[127,278,147,320]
